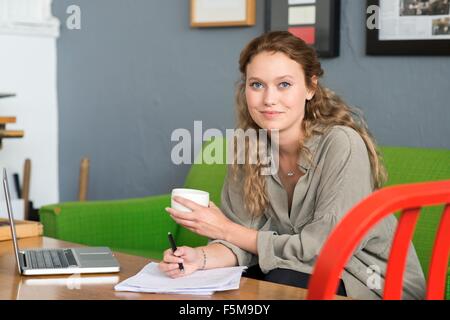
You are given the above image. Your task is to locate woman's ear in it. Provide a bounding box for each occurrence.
[307,76,318,100]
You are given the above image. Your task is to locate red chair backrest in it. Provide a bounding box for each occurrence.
[307,179,450,300]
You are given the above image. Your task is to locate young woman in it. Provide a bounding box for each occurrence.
[160,31,426,300]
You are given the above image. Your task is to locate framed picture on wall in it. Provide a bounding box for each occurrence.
[190,0,256,27]
[366,0,450,55]
[265,0,341,57]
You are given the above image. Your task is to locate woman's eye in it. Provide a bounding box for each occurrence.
[279,82,291,89]
[250,82,264,89]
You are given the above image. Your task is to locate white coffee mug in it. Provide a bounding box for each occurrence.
[171,188,209,212]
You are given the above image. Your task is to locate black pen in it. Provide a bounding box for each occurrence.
[168,232,184,272]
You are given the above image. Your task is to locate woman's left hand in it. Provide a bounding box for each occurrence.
[165,196,232,240]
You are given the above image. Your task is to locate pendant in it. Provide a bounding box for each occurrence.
[287,172,294,177]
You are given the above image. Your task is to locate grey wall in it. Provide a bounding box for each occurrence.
[321,2,450,149]
[53,0,450,203]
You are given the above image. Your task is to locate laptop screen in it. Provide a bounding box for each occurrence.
[2,169,22,274]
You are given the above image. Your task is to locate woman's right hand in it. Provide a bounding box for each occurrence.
[158,246,202,278]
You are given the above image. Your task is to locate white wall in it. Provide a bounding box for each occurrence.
[0,0,59,216]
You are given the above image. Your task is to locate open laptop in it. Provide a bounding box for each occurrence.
[2,168,120,276]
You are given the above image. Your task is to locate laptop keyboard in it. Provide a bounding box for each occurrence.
[27,249,78,269]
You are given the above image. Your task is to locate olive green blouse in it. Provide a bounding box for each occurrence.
[211,125,426,300]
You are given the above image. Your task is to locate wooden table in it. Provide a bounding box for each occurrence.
[0,237,348,300]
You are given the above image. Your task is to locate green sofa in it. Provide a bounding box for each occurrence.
[39,144,450,298]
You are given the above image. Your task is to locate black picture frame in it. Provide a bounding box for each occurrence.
[265,0,341,58]
[366,0,450,56]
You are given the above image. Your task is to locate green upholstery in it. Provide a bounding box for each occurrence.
[176,145,227,248]
[40,138,227,260]
[40,194,175,260]
[39,143,450,298]
[380,147,450,299]
[380,147,450,278]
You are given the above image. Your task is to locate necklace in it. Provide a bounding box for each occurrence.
[279,155,299,177]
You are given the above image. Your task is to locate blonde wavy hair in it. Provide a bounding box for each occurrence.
[231,31,387,217]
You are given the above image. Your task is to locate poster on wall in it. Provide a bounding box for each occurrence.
[367,0,450,55]
[265,0,341,57]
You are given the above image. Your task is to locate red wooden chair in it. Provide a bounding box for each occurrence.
[307,180,450,300]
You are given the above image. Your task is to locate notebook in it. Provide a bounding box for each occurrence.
[115,262,247,295]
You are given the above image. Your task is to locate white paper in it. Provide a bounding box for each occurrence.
[115,262,247,295]
[288,6,316,25]
[193,0,246,23]
[288,0,316,5]
[379,0,450,40]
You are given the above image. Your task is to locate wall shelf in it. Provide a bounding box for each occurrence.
[0,96,24,149]
[0,0,60,38]
[0,93,16,99]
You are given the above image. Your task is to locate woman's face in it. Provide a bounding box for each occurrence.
[245,51,315,134]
